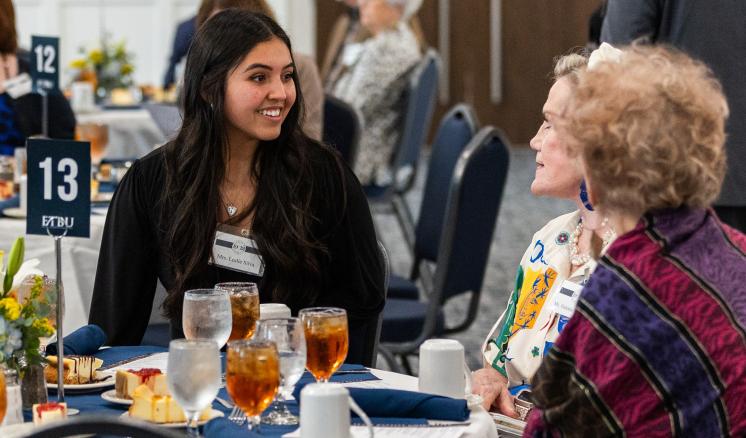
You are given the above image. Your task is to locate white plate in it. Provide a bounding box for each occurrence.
[47,372,115,392]
[2,207,25,219]
[120,409,224,428]
[101,389,132,405]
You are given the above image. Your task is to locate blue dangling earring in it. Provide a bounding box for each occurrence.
[579,180,594,211]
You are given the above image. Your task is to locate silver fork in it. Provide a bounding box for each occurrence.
[228,406,246,425]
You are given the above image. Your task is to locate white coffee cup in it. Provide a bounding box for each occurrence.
[300,383,373,438]
[418,339,469,398]
[259,303,291,320]
[19,175,27,214]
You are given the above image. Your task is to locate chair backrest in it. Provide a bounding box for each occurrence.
[143,102,182,138]
[413,103,479,266]
[370,240,390,368]
[323,94,362,166]
[430,126,510,334]
[390,49,441,194]
[25,416,182,438]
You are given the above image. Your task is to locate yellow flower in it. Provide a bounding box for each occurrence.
[69,58,87,69]
[120,63,134,75]
[0,297,21,321]
[33,318,55,336]
[89,49,104,65]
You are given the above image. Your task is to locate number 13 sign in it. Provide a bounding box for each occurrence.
[27,139,90,238]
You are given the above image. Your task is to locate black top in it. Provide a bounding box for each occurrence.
[89,145,385,365]
[2,51,76,146]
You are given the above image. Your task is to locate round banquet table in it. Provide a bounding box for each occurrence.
[0,346,499,438]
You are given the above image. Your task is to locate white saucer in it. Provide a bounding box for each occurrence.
[2,207,25,219]
[120,409,223,428]
[101,389,132,405]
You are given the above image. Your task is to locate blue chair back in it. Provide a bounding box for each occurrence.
[413,104,478,265]
[143,102,182,139]
[436,126,510,308]
[388,49,440,195]
[323,94,362,166]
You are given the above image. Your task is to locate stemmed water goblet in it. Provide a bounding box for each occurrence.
[299,307,348,383]
[167,339,221,437]
[225,339,280,432]
[255,317,306,425]
[182,288,232,348]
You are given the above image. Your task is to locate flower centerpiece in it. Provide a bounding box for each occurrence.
[69,35,135,102]
[0,237,56,376]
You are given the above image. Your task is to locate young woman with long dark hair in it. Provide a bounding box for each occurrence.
[89,10,385,364]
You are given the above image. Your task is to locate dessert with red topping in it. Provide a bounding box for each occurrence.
[33,402,67,425]
[116,368,168,399]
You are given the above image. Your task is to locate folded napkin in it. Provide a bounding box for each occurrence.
[293,364,379,388]
[46,324,107,356]
[292,385,469,422]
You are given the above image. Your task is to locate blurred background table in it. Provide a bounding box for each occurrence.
[0,214,107,335]
[76,108,166,160]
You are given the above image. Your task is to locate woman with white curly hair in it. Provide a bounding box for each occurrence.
[331,0,423,186]
[525,45,746,437]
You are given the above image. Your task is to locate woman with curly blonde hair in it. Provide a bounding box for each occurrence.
[525,45,746,437]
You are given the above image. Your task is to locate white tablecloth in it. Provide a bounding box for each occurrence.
[0,215,107,335]
[76,109,165,160]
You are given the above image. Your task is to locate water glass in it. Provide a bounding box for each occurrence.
[215,282,260,341]
[167,340,220,437]
[256,318,306,425]
[226,339,280,432]
[182,288,232,348]
[299,307,348,383]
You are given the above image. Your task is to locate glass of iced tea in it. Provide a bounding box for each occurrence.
[215,282,260,341]
[75,122,109,165]
[299,307,348,383]
[226,339,280,431]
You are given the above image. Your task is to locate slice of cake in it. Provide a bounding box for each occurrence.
[44,356,104,384]
[33,402,68,425]
[128,384,211,423]
[116,368,167,399]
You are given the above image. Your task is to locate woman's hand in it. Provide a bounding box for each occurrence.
[471,366,518,417]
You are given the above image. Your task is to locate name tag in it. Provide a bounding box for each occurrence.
[209,227,264,277]
[549,280,583,318]
[4,73,33,99]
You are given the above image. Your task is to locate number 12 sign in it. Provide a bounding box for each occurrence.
[27,139,90,238]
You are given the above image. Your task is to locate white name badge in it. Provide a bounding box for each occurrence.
[3,73,33,99]
[549,280,583,319]
[209,229,265,277]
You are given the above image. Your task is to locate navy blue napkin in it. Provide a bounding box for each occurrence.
[204,417,289,438]
[293,385,469,422]
[0,195,19,216]
[293,364,379,388]
[46,324,108,356]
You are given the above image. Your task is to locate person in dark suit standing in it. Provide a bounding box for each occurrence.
[601,0,746,233]
[163,0,216,89]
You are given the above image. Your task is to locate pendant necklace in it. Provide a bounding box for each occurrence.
[220,192,239,217]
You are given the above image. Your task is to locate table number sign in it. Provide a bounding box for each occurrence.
[26,138,90,238]
[30,35,60,92]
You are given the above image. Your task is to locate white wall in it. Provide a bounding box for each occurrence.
[12,0,317,87]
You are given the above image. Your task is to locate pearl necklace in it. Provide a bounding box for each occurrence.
[569,217,616,266]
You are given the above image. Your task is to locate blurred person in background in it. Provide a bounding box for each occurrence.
[526,45,746,437]
[0,0,75,155]
[331,0,423,186]
[90,10,384,364]
[202,0,324,140]
[602,0,746,234]
[162,0,215,90]
[471,49,618,417]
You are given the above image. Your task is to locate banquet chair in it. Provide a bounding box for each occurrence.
[364,49,441,202]
[323,93,363,166]
[369,240,391,368]
[378,126,511,374]
[389,103,479,301]
[25,416,182,438]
